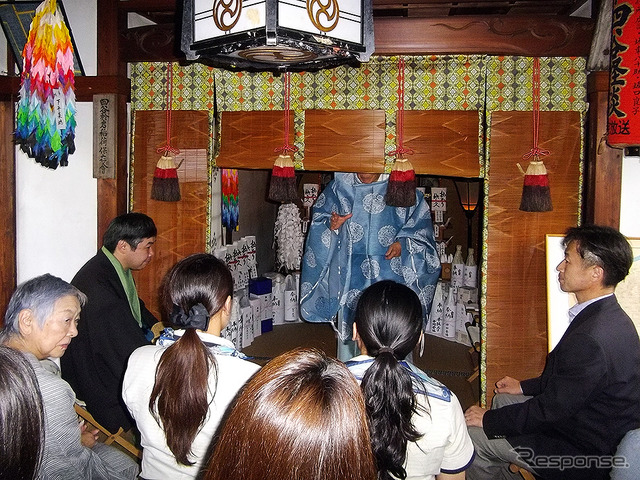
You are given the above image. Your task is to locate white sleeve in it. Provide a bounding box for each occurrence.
[439,392,475,473]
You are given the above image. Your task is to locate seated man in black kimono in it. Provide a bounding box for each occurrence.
[61,212,159,433]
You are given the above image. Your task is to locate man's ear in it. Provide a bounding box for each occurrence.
[117,239,129,252]
[17,309,35,336]
[592,264,607,285]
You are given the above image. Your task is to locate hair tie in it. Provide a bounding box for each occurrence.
[169,303,210,331]
[377,346,395,357]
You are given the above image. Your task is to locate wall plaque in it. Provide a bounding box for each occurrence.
[93,94,116,179]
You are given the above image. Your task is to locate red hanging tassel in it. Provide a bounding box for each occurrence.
[152,155,181,202]
[518,159,552,212]
[386,58,416,207]
[386,157,417,207]
[519,58,552,212]
[268,154,298,203]
[268,72,298,203]
[152,63,181,202]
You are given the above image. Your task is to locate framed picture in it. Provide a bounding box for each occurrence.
[546,234,640,351]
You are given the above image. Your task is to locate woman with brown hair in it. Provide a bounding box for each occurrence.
[122,253,260,479]
[203,347,377,480]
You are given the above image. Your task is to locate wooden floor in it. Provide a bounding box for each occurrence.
[242,322,479,410]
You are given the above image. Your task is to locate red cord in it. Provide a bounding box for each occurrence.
[522,58,549,161]
[157,63,180,156]
[389,57,413,158]
[275,72,298,155]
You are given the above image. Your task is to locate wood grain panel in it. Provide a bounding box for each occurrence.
[304,109,386,172]
[217,111,293,169]
[132,110,210,319]
[485,110,581,404]
[119,16,594,63]
[403,110,481,177]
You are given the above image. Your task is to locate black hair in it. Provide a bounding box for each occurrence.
[354,280,424,480]
[563,224,633,287]
[0,345,44,480]
[102,212,157,252]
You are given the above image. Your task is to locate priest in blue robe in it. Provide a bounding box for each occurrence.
[300,172,441,360]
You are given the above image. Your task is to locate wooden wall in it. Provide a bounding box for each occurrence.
[131,110,211,319]
[485,110,581,401]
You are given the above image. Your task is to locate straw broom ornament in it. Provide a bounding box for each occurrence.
[518,58,552,212]
[268,72,298,203]
[15,0,76,169]
[386,57,417,207]
[151,63,181,202]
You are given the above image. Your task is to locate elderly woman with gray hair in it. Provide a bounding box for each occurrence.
[0,274,139,480]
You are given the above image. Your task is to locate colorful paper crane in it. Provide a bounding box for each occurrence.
[15,0,76,169]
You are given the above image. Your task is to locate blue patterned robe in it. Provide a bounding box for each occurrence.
[300,173,441,341]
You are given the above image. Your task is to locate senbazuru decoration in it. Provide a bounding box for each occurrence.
[15,0,76,169]
[222,169,239,231]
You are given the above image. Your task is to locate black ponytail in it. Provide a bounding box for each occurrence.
[355,280,424,479]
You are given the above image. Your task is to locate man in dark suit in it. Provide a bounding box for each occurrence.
[61,212,158,433]
[465,225,640,480]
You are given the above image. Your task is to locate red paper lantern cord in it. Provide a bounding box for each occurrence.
[274,72,299,155]
[156,63,180,157]
[389,57,414,158]
[522,57,549,161]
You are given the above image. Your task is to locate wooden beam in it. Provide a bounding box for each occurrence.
[584,71,622,229]
[121,15,595,63]
[373,15,595,56]
[117,0,177,11]
[0,76,131,102]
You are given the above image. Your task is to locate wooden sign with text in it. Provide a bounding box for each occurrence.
[93,94,116,178]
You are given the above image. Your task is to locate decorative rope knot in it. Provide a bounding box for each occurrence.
[274,144,299,154]
[156,144,181,156]
[522,146,549,161]
[388,146,414,157]
[169,303,210,331]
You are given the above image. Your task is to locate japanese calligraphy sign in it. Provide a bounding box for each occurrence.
[608,0,640,147]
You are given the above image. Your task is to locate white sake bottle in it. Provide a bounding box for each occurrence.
[463,247,478,288]
[451,245,464,287]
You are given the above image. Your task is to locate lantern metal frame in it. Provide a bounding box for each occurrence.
[181,0,374,71]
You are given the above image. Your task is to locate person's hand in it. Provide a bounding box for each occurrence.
[495,376,522,395]
[464,405,487,428]
[330,212,352,231]
[79,420,99,448]
[385,241,401,259]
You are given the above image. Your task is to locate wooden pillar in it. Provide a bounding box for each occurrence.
[584,71,623,228]
[96,0,128,244]
[0,100,16,317]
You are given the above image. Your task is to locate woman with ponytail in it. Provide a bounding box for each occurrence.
[122,254,260,479]
[346,280,474,480]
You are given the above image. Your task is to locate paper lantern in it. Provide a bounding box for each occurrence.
[608,0,640,147]
[181,0,373,71]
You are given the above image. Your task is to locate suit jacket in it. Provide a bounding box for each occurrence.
[61,249,157,432]
[483,295,640,479]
